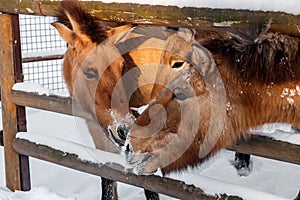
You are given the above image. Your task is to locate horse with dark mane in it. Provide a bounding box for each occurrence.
[125,23,300,198]
[52,1,197,199]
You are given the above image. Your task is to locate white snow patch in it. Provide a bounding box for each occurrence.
[280,86,300,105]
[13,82,69,97]
[16,132,131,169]
[130,104,149,114]
[0,187,74,200]
[171,172,289,200]
[25,8,34,14]
[251,123,300,145]
[213,21,240,27]
[168,150,300,200]
[22,49,66,59]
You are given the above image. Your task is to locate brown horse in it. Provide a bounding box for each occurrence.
[126,23,300,177]
[52,2,195,152]
[52,1,196,199]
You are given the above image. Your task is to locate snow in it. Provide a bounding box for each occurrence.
[0,187,75,200]
[98,0,300,15]
[22,49,66,59]
[131,104,148,115]
[1,108,300,199]
[16,132,132,169]
[251,123,300,145]
[13,82,69,97]
[169,150,299,200]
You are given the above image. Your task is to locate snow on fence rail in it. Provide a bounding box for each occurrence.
[1,1,300,199]
[14,132,244,200]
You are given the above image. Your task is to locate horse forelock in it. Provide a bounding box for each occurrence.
[56,1,108,44]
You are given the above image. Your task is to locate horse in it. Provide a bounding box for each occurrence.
[125,23,300,198]
[52,1,196,199]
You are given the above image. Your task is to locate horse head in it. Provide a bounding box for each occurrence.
[52,1,197,152]
[125,43,229,174]
[125,24,300,174]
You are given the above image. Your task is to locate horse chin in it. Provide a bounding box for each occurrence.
[124,141,157,174]
[128,152,158,175]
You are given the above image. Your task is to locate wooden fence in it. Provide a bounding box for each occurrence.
[1,1,300,199]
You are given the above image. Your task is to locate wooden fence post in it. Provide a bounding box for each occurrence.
[0,13,31,191]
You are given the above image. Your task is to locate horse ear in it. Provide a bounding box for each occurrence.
[51,22,78,46]
[51,20,92,48]
[53,1,107,47]
[107,24,133,37]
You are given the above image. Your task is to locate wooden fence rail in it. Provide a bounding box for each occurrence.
[12,89,73,116]
[0,0,300,37]
[229,136,300,166]
[22,54,64,63]
[13,137,243,200]
[11,88,300,166]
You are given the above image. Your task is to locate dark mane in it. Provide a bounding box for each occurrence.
[200,24,300,83]
[55,1,107,44]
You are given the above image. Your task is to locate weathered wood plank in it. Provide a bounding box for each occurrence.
[0,0,299,36]
[12,90,73,116]
[228,135,300,165]
[13,138,242,200]
[12,13,31,191]
[22,54,64,63]
[11,89,93,120]
[0,13,22,191]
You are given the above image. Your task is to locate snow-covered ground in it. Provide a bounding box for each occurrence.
[0,106,300,200]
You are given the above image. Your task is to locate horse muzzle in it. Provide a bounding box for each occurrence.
[108,124,130,147]
[124,142,158,175]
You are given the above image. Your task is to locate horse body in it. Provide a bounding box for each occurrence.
[127,26,300,174]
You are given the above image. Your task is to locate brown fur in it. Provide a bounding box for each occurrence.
[56,1,108,44]
[128,25,300,174]
[200,25,300,83]
[53,1,195,152]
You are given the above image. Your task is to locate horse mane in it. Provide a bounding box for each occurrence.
[55,1,108,44]
[200,23,300,83]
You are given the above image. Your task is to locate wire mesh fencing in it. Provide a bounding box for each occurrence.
[20,15,67,92]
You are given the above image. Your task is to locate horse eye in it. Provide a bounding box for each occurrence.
[83,68,98,80]
[172,61,185,69]
[174,92,187,101]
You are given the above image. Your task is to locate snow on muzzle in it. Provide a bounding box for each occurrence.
[124,140,155,175]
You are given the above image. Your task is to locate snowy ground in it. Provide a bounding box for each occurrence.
[0,107,300,200]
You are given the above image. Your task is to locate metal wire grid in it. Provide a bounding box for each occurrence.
[19,15,68,92]
[19,15,66,52]
[22,60,66,92]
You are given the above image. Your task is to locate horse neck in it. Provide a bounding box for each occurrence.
[221,64,300,132]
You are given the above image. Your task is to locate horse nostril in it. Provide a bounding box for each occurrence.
[125,144,131,153]
[117,125,129,141]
